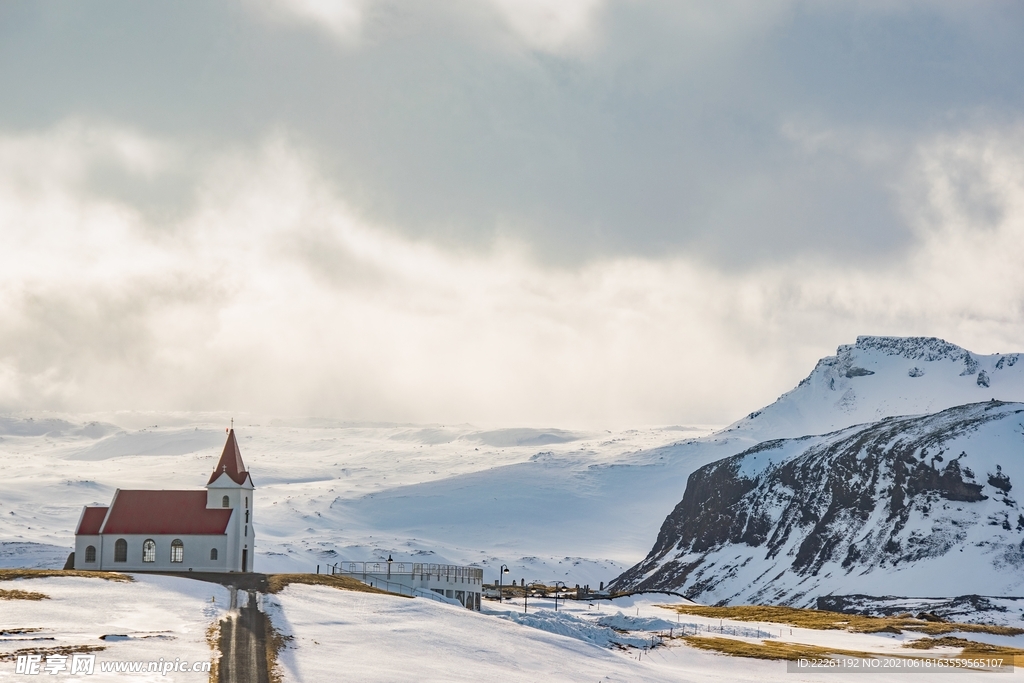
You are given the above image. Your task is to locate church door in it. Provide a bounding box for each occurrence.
[242,549,248,572]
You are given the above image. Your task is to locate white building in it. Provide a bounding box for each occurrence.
[74,429,255,573]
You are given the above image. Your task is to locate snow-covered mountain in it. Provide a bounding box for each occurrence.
[611,400,1024,605]
[725,336,1023,442]
[5,335,1024,595]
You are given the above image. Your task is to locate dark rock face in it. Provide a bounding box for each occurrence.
[817,594,1012,623]
[610,402,1024,604]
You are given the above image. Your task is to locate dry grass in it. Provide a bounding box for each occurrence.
[264,615,292,683]
[205,619,221,683]
[661,604,1024,636]
[0,588,49,600]
[266,573,409,597]
[683,635,1023,666]
[681,635,882,661]
[0,644,105,663]
[0,569,132,583]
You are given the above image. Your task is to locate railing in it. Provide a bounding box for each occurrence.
[323,562,484,582]
[326,568,465,607]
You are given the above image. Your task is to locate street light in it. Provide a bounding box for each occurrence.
[498,564,510,603]
[553,581,566,612]
[387,554,393,579]
[524,579,539,614]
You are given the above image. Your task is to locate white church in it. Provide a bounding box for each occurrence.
[74,428,255,573]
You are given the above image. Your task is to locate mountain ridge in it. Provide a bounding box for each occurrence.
[723,335,1022,442]
[612,400,1024,604]
[611,335,1024,605]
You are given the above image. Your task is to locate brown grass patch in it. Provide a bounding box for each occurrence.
[266,573,410,597]
[0,588,48,600]
[0,644,105,662]
[683,635,1024,667]
[0,569,132,582]
[661,604,1024,636]
[205,619,220,683]
[264,615,292,683]
[681,635,882,661]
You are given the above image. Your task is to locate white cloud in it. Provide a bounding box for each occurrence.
[0,122,1022,427]
[485,0,607,52]
[254,0,608,53]
[253,0,365,41]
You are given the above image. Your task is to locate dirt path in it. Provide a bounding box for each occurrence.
[218,589,270,683]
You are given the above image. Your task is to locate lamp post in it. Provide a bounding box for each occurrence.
[524,579,539,614]
[387,554,393,579]
[553,581,566,612]
[498,564,509,603]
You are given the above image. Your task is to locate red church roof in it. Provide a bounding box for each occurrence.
[76,506,108,535]
[100,490,232,535]
[207,428,251,486]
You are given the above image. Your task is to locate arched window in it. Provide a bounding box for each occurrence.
[210,548,218,561]
[85,545,96,563]
[222,496,229,508]
[142,539,156,563]
[114,539,127,562]
[170,539,184,563]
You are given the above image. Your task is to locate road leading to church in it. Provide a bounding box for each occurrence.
[218,589,270,683]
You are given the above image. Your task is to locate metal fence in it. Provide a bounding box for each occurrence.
[325,567,465,607]
[324,562,483,581]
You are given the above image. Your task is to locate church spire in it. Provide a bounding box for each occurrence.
[207,428,251,486]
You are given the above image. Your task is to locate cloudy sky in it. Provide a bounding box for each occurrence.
[0,0,1022,427]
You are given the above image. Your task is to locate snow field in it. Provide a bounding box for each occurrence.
[0,574,229,682]
[266,587,1015,682]
[0,419,722,585]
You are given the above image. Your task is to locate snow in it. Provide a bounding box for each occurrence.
[3,335,1024,677]
[265,587,1013,682]
[264,585,681,682]
[625,401,1024,605]
[726,336,1024,441]
[0,574,228,682]
[0,419,729,587]
[6,336,1021,594]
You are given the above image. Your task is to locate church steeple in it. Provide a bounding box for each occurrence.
[207,428,252,486]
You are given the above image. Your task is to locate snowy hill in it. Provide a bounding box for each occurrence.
[611,401,1024,605]
[725,336,1023,441]
[4,335,1024,595]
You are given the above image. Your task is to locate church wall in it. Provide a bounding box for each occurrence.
[74,534,101,570]
[91,533,229,572]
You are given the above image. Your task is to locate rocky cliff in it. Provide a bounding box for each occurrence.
[611,400,1024,605]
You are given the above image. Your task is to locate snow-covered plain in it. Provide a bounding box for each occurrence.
[3,574,1019,682]
[2,336,1023,594]
[0,417,728,586]
[0,574,227,682]
[265,585,1018,683]
[6,336,1024,682]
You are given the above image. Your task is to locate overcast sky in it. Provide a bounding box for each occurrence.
[0,0,1022,427]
